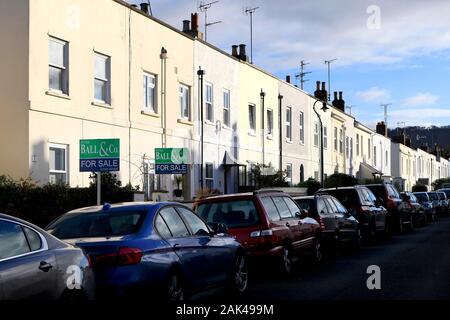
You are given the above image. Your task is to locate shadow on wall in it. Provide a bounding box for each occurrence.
[30,140,47,185]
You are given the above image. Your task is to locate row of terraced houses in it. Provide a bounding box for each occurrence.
[0,0,448,200]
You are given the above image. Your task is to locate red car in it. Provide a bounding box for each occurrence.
[193,190,322,275]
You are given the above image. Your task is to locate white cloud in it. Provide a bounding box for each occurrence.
[128,0,450,73]
[356,87,390,102]
[388,108,450,126]
[402,92,439,107]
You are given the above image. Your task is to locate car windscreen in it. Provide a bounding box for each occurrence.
[414,193,428,202]
[437,193,446,200]
[324,189,360,207]
[46,210,147,239]
[428,193,438,201]
[196,199,260,228]
[294,199,316,214]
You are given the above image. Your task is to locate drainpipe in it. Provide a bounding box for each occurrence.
[197,67,205,189]
[260,89,266,167]
[159,47,167,190]
[278,94,283,171]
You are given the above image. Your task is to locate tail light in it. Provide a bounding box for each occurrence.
[250,229,275,245]
[317,216,326,231]
[93,247,143,266]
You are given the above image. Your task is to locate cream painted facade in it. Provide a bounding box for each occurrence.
[372,133,392,179]
[192,40,241,194]
[354,122,376,181]
[330,107,356,176]
[278,80,310,185]
[237,62,280,185]
[1,0,196,197]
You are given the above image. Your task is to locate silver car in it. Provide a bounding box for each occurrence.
[0,213,95,300]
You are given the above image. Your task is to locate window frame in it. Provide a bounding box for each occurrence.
[179,84,191,120]
[223,89,231,127]
[267,109,273,137]
[285,163,292,186]
[299,111,305,144]
[0,218,49,263]
[285,107,292,141]
[323,126,328,149]
[48,36,69,94]
[248,103,256,134]
[205,162,214,189]
[49,143,68,184]
[143,72,157,113]
[93,52,111,104]
[314,123,319,148]
[205,82,214,122]
[334,127,338,151]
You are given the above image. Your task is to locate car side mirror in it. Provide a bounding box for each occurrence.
[376,198,383,206]
[297,209,308,219]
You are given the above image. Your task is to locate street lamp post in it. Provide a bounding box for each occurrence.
[312,99,329,185]
[197,67,205,189]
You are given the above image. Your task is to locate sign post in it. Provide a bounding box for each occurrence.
[155,148,190,175]
[80,139,120,205]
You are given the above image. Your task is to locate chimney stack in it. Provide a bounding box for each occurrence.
[376,121,387,137]
[231,45,239,57]
[314,81,327,102]
[286,75,291,84]
[140,3,149,14]
[239,44,248,61]
[337,91,345,112]
[332,92,339,108]
[181,13,203,39]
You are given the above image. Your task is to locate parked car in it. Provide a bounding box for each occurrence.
[319,186,387,241]
[0,213,95,300]
[437,188,450,214]
[293,193,360,250]
[400,192,427,227]
[436,192,449,215]
[46,202,248,300]
[427,192,442,218]
[364,183,412,234]
[413,192,437,222]
[194,190,322,275]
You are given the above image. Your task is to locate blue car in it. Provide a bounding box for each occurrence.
[46,202,248,300]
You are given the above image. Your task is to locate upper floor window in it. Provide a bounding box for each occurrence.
[368,139,371,159]
[205,83,213,122]
[179,84,190,120]
[374,146,377,166]
[223,89,230,127]
[267,109,273,136]
[49,143,68,184]
[339,129,343,154]
[143,72,156,113]
[94,52,111,104]
[248,104,256,133]
[345,136,349,157]
[49,37,68,94]
[356,134,360,156]
[286,107,292,141]
[350,137,353,158]
[314,122,319,147]
[334,127,338,151]
[299,112,304,144]
[323,126,328,149]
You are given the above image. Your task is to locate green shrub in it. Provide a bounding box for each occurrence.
[0,174,137,228]
[324,173,358,188]
[297,178,322,195]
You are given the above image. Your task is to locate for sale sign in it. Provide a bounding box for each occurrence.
[79,139,120,172]
[155,148,189,174]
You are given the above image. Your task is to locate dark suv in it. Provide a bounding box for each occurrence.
[194,191,322,275]
[400,192,427,227]
[320,186,387,241]
[293,193,360,251]
[364,183,412,234]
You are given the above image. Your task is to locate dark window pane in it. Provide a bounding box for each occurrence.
[260,197,280,221]
[178,207,209,236]
[273,197,292,219]
[159,207,190,237]
[155,214,172,238]
[23,227,42,251]
[197,199,260,228]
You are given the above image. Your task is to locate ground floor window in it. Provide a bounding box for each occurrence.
[286,164,292,186]
[49,143,68,184]
[205,163,214,189]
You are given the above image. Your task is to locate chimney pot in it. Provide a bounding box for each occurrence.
[339,91,343,100]
[232,45,238,57]
[286,75,291,83]
[239,44,247,57]
[182,20,190,32]
[321,82,326,91]
[316,81,320,91]
[191,13,199,31]
[140,3,149,14]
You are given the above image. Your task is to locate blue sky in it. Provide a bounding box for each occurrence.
[129,0,450,129]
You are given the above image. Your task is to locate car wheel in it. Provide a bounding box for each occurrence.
[280,245,293,275]
[312,237,322,263]
[232,254,248,293]
[167,271,184,301]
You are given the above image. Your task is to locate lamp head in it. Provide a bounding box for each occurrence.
[321,101,329,112]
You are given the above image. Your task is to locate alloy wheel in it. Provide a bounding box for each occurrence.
[314,239,322,262]
[234,255,248,292]
[282,246,293,274]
